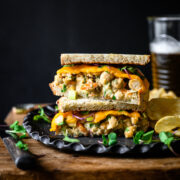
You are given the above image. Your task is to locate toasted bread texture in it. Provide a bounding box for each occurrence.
[61,54,150,65]
[57,92,149,112]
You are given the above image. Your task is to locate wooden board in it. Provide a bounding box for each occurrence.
[1,108,180,180]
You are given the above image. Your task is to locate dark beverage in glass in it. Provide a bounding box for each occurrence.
[148,16,180,96]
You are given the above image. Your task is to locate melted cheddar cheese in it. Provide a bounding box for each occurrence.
[57,65,149,93]
[50,110,141,132]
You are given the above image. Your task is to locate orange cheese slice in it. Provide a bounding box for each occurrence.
[57,65,149,93]
[50,110,141,132]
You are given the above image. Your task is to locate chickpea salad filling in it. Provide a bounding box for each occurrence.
[50,110,149,138]
[49,65,149,104]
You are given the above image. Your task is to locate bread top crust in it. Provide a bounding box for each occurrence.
[61,54,150,65]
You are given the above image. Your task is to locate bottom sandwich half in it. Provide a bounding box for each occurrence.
[50,110,149,138]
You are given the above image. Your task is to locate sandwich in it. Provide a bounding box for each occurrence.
[49,53,150,138]
[49,54,150,112]
[50,110,149,138]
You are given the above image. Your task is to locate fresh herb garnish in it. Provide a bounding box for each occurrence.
[61,84,67,92]
[101,132,117,146]
[57,122,64,126]
[16,140,28,151]
[80,111,90,115]
[133,130,144,144]
[55,105,59,111]
[86,117,94,122]
[125,127,129,132]
[120,66,144,80]
[6,121,28,151]
[98,65,106,68]
[63,64,74,67]
[112,95,116,100]
[133,130,154,144]
[63,134,80,143]
[133,130,180,156]
[33,106,51,123]
[159,132,174,148]
[102,135,108,146]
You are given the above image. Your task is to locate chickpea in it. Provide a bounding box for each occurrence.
[128,79,143,91]
[111,78,124,89]
[107,116,118,130]
[124,126,136,138]
[115,90,124,100]
[99,71,113,85]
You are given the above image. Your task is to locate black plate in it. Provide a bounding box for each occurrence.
[23,104,180,156]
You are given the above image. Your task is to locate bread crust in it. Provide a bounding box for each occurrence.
[61,54,150,65]
[57,92,149,112]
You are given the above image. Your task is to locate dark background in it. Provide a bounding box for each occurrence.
[0,0,179,121]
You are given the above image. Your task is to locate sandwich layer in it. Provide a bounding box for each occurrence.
[49,65,149,106]
[61,54,150,65]
[50,110,149,138]
[57,93,148,112]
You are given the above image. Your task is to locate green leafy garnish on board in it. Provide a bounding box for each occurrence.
[5,121,28,151]
[61,84,67,93]
[159,132,174,148]
[133,130,154,144]
[101,132,117,146]
[133,130,180,156]
[33,106,51,123]
[16,140,28,151]
[63,134,80,143]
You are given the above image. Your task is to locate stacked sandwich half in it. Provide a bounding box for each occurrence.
[49,54,150,138]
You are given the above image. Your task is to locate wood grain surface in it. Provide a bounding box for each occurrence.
[1,108,180,180]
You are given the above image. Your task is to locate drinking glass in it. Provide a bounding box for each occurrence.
[148,16,180,96]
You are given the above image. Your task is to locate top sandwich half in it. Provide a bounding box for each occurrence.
[50,54,150,112]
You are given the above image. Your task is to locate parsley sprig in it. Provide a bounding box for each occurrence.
[102,132,117,146]
[5,121,28,151]
[33,106,51,123]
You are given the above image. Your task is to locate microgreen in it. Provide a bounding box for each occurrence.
[63,64,74,67]
[55,105,59,111]
[133,130,180,156]
[120,66,145,80]
[133,130,144,144]
[112,95,116,100]
[16,140,28,151]
[6,121,28,151]
[125,127,129,132]
[33,106,51,123]
[80,111,90,115]
[57,122,64,126]
[63,134,80,143]
[101,132,117,146]
[159,132,174,148]
[61,84,67,92]
[86,117,94,122]
[102,135,108,146]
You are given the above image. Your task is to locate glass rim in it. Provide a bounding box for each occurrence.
[147,16,180,21]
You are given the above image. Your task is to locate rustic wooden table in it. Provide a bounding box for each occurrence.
[1,107,180,180]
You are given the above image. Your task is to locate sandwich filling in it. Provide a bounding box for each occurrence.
[50,110,149,138]
[50,65,149,104]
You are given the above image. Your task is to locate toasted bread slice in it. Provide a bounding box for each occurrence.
[61,54,150,65]
[57,92,149,112]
